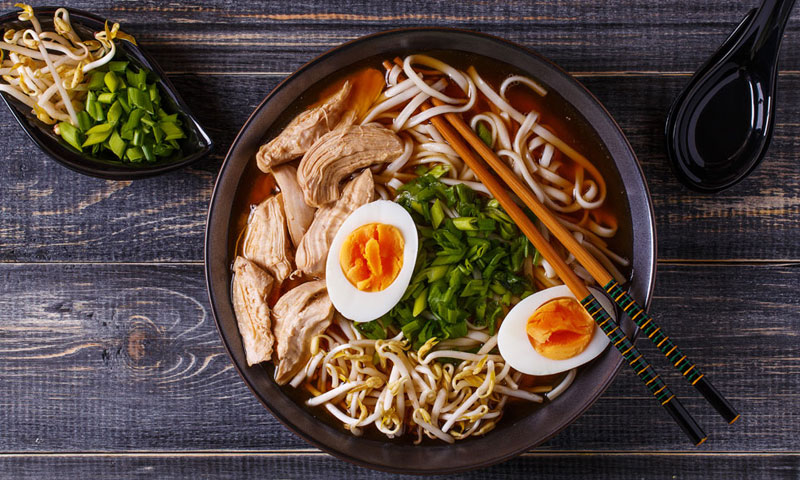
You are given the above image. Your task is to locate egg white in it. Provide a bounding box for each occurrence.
[325,200,418,323]
[497,285,614,376]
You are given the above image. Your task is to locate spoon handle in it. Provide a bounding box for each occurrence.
[741,0,796,60]
[604,281,740,424]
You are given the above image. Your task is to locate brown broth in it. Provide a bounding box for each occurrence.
[228,50,634,444]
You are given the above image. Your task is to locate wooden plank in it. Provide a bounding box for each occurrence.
[0,263,796,453]
[1,74,798,262]
[11,0,796,73]
[0,452,797,479]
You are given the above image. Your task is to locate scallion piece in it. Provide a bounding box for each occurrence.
[159,121,185,141]
[85,123,113,135]
[117,95,131,114]
[452,217,478,231]
[412,288,428,317]
[128,87,153,114]
[131,128,143,147]
[82,129,112,147]
[107,60,129,72]
[125,146,144,162]
[141,141,155,162]
[108,130,126,159]
[152,125,163,143]
[97,92,116,104]
[104,71,120,92]
[153,143,174,157]
[148,82,160,103]
[76,111,92,131]
[107,101,123,126]
[57,122,83,151]
[88,71,106,90]
[431,199,445,229]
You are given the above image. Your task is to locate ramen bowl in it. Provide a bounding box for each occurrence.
[205,28,656,473]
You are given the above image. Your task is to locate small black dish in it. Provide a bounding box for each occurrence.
[0,6,213,180]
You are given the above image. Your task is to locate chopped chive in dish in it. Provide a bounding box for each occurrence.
[0,5,186,164]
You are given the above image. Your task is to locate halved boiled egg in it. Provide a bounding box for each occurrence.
[326,200,418,322]
[498,285,614,376]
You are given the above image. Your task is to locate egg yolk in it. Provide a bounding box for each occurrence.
[526,297,594,360]
[340,223,404,292]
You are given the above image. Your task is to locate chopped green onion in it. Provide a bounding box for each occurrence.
[76,111,92,131]
[141,141,155,162]
[426,265,449,283]
[532,249,542,266]
[82,130,111,147]
[412,288,428,317]
[453,217,478,231]
[107,101,123,126]
[148,82,160,103]
[125,146,144,162]
[108,130,126,159]
[107,60,129,72]
[386,174,538,349]
[104,71,120,92]
[59,56,185,164]
[159,121,185,141]
[431,199,445,229]
[153,143,174,157]
[85,123,113,135]
[476,121,493,147]
[88,71,106,90]
[57,122,83,151]
[131,128,143,147]
[97,92,116,104]
[117,95,131,114]
[128,87,153,114]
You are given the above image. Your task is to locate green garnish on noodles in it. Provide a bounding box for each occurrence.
[356,167,538,350]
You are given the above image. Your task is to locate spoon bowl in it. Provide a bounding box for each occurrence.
[665,0,796,193]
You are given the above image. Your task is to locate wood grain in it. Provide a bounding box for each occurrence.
[7,0,794,74]
[0,452,797,479]
[1,75,798,262]
[0,263,796,453]
[0,0,797,475]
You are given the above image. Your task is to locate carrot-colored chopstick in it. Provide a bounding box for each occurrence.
[432,98,739,425]
[420,102,707,446]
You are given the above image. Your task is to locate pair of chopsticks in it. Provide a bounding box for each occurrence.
[412,94,739,444]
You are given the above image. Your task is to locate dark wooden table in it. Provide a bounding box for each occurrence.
[1,1,798,478]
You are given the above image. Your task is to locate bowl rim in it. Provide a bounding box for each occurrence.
[0,5,213,180]
[205,26,657,474]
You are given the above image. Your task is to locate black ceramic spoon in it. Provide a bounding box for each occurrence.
[665,0,796,193]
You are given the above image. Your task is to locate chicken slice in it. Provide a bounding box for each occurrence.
[272,165,315,248]
[242,193,293,285]
[297,124,402,207]
[232,256,275,366]
[256,81,353,173]
[295,169,374,277]
[272,280,334,384]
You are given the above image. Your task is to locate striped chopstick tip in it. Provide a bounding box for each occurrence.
[695,436,708,447]
[729,414,741,425]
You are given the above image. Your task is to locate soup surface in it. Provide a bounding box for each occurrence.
[227,50,632,444]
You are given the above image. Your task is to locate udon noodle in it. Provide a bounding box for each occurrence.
[272,54,628,443]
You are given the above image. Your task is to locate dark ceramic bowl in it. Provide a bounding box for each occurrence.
[0,6,212,180]
[206,28,656,473]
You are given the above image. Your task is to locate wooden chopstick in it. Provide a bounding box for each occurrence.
[420,102,707,446]
[432,98,740,426]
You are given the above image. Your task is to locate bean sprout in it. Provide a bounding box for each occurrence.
[0,5,135,127]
